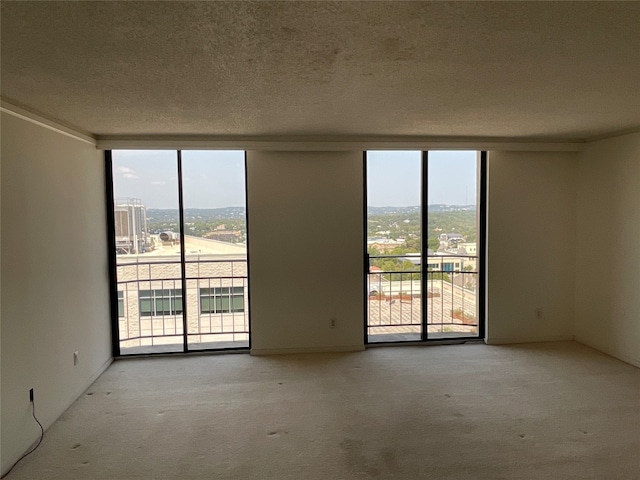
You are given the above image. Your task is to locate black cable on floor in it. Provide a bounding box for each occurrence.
[1,400,44,479]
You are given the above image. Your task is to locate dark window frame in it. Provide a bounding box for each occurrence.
[363,150,487,345]
[105,150,252,357]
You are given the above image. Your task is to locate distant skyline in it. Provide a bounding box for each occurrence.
[113,150,478,209]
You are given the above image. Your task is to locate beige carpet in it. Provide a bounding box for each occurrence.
[7,342,640,479]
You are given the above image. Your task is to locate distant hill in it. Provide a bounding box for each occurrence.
[147,207,246,223]
[367,205,475,215]
[183,207,246,221]
[428,204,476,212]
[367,206,420,215]
[367,205,478,247]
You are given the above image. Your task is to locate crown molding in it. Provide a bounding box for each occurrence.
[96,135,585,152]
[585,127,640,143]
[1,97,599,151]
[1,98,97,146]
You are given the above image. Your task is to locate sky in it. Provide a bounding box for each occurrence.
[367,150,478,207]
[112,150,478,209]
[112,150,246,209]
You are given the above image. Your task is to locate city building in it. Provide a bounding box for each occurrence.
[113,198,151,254]
[2,2,639,478]
[458,242,477,256]
[438,232,464,249]
[116,235,248,353]
[203,229,243,243]
[367,238,406,252]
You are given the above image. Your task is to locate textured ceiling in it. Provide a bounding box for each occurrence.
[2,1,640,139]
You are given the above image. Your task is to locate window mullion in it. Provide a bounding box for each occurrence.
[177,150,189,352]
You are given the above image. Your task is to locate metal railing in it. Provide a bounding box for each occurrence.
[367,254,478,339]
[116,257,249,352]
[115,253,478,351]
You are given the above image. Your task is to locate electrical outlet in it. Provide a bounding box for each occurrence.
[29,388,34,403]
[535,308,543,319]
[74,351,79,366]
[330,318,337,328]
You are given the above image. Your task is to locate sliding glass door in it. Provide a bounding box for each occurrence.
[107,150,249,355]
[365,150,485,343]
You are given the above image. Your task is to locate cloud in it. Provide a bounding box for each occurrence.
[116,166,139,179]
[151,181,167,185]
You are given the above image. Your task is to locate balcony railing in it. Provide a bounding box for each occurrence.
[116,257,249,354]
[115,253,478,353]
[368,254,478,341]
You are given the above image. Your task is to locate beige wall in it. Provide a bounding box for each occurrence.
[486,151,578,344]
[115,149,586,351]
[574,132,640,367]
[1,113,111,474]
[246,151,364,354]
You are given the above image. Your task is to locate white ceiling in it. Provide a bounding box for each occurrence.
[2,1,639,140]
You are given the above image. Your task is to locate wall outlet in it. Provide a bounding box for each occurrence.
[330,318,337,328]
[29,388,34,402]
[535,308,543,319]
[74,351,79,366]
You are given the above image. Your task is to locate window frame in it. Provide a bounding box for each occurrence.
[363,150,487,344]
[106,150,252,357]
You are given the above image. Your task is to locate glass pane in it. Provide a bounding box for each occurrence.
[214,296,223,313]
[113,151,184,354]
[220,296,230,312]
[139,298,152,316]
[200,296,210,314]
[117,291,125,318]
[182,151,249,350]
[232,294,244,312]
[160,298,171,315]
[366,151,422,343]
[427,151,479,339]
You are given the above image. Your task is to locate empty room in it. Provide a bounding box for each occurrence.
[1,2,639,479]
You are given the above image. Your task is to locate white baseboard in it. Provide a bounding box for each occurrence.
[573,337,640,368]
[484,335,573,345]
[251,344,365,355]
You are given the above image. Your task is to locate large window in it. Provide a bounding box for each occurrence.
[365,150,485,343]
[108,150,250,355]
